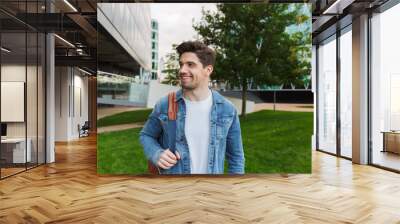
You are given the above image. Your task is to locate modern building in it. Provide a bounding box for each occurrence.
[151,19,159,80]
[97,3,152,107]
[158,56,165,82]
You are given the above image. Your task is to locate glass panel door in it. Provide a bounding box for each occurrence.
[371,4,400,171]
[317,35,337,154]
[339,28,352,158]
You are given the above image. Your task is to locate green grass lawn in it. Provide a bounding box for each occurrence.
[97,110,313,174]
[97,109,152,127]
[97,127,148,174]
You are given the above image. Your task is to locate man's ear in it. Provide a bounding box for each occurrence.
[206,65,213,77]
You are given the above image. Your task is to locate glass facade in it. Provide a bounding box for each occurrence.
[97,72,149,107]
[371,3,400,171]
[97,3,153,108]
[0,1,46,179]
[151,19,159,80]
[317,35,337,154]
[316,26,353,159]
[339,27,352,158]
[314,1,400,171]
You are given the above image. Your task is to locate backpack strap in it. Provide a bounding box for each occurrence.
[167,91,178,153]
[148,162,159,175]
[168,92,178,120]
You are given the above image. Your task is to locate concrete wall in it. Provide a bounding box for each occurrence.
[46,32,55,163]
[224,97,254,115]
[146,80,180,108]
[352,14,369,164]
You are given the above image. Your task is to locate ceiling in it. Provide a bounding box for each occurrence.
[1,0,97,72]
[311,0,390,43]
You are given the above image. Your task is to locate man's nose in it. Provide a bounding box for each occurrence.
[179,65,188,74]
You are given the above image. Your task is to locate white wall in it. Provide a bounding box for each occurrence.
[1,65,28,138]
[1,63,46,164]
[72,73,89,138]
[1,64,36,137]
[55,67,89,141]
[1,81,24,122]
[224,97,254,115]
[146,80,180,108]
[55,66,69,141]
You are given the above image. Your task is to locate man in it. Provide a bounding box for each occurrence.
[140,41,244,174]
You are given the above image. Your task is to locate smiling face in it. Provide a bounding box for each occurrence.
[179,52,213,90]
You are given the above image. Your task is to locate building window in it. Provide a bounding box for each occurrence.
[317,35,337,155]
[152,21,157,29]
[370,4,400,171]
[339,27,352,158]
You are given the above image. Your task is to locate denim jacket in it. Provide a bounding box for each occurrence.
[139,89,245,174]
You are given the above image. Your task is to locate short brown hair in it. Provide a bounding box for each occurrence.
[176,41,216,67]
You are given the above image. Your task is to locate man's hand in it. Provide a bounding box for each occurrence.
[157,149,181,169]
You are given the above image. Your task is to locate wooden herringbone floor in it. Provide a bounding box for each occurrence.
[1,135,400,223]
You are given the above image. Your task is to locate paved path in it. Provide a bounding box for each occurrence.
[97,123,144,133]
[254,103,313,112]
[97,106,146,119]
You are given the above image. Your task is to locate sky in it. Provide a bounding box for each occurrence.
[150,3,217,62]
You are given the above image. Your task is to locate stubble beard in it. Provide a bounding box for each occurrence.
[180,74,197,90]
[181,82,197,90]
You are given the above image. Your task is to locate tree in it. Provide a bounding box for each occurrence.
[194,3,311,117]
[161,45,180,86]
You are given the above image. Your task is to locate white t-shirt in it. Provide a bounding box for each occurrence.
[184,91,213,174]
